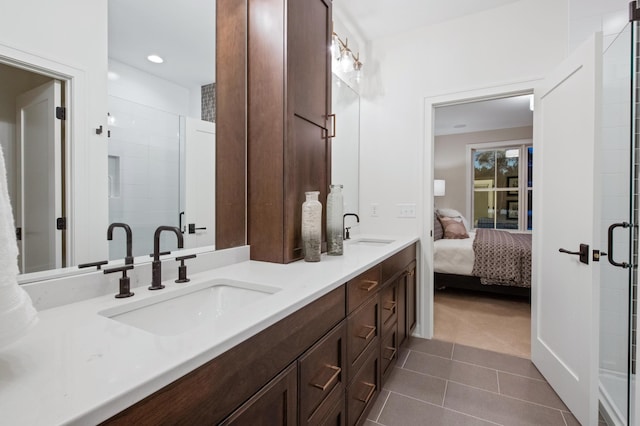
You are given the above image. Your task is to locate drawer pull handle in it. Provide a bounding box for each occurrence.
[310,365,341,391]
[359,280,378,292]
[356,382,377,404]
[383,301,397,311]
[358,325,376,341]
[384,346,397,361]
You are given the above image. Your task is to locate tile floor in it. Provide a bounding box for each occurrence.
[365,338,607,426]
[434,289,531,358]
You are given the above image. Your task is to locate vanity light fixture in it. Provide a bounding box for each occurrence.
[332,31,363,76]
[147,54,164,64]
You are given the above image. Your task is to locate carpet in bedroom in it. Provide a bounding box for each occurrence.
[434,288,531,358]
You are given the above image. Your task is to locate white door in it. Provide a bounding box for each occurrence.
[532,34,601,425]
[16,80,63,273]
[183,117,215,249]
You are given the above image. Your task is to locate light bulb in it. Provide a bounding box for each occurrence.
[341,54,353,73]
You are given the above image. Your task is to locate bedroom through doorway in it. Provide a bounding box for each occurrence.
[432,94,533,358]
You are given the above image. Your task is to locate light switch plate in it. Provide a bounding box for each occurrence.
[397,203,416,218]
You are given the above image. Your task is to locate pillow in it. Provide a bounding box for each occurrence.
[436,208,470,231]
[438,216,469,239]
[433,212,444,241]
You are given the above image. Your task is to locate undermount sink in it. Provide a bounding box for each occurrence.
[348,238,395,247]
[99,279,281,336]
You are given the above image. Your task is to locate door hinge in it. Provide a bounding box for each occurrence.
[630,1,640,22]
[56,106,66,120]
[16,227,21,241]
[56,217,67,230]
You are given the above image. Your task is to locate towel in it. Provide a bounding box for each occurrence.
[0,145,38,349]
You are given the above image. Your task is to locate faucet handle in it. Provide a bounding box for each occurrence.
[104,265,135,298]
[78,260,109,270]
[175,254,197,283]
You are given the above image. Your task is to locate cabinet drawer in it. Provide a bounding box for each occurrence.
[347,295,379,382]
[381,327,398,384]
[308,383,345,426]
[347,344,379,426]
[300,321,347,425]
[381,244,416,284]
[347,265,381,313]
[380,282,398,334]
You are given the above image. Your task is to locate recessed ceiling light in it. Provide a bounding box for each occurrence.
[147,54,164,64]
[453,124,466,129]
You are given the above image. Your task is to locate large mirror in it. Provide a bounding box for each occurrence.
[331,73,360,215]
[107,0,217,259]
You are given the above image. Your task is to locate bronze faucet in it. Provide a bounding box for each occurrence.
[149,226,184,290]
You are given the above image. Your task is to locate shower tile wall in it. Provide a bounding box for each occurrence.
[107,96,181,259]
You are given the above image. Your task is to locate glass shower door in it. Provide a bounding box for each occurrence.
[600,21,635,426]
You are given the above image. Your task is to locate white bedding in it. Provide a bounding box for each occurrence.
[433,231,475,276]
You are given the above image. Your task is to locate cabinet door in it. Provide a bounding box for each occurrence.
[288,0,331,129]
[284,116,329,261]
[220,363,297,426]
[347,295,379,382]
[397,274,407,346]
[407,262,417,334]
[380,280,398,334]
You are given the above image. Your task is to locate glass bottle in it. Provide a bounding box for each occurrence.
[326,184,344,255]
[302,191,322,262]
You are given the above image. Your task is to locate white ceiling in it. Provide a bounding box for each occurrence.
[333,0,522,41]
[434,95,533,136]
[108,0,216,88]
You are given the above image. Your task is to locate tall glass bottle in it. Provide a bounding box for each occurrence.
[302,191,322,262]
[326,184,344,255]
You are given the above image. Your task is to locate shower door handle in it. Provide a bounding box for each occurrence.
[607,222,630,269]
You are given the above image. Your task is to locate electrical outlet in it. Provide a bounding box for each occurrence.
[397,203,416,218]
[371,203,379,217]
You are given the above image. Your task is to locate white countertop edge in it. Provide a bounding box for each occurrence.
[1,235,419,425]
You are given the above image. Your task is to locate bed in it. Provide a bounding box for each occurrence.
[433,210,531,297]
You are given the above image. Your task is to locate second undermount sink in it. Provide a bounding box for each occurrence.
[348,238,395,247]
[99,279,281,336]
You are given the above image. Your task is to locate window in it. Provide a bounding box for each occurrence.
[470,143,532,231]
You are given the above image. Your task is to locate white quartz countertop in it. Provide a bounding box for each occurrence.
[0,235,418,425]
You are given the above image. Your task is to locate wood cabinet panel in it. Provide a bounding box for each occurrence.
[381,327,398,383]
[381,245,416,285]
[247,0,332,263]
[347,265,381,314]
[220,362,297,426]
[284,115,329,261]
[299,320,347,425]
[288,0,331,129]
[102,286,345,425]
[380,280,398,335]
[397,273,407,346]
[347,295,379,383]
[407,261,417,334]
[308,383,345,426]
[215,0,247,249]
[347,344,380,426]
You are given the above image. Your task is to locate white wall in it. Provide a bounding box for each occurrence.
[0,0,108,267]
[569,0,630,53]
[434,126,533,214]
[358,0,567,236]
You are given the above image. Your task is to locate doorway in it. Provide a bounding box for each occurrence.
[431,94,534,358]
[0,62,66,273]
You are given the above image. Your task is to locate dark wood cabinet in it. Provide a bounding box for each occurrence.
[299,321,347,425]
[103,244,417,426]
[347,343,380,426]
[247,0,332,263]
[221,363,298,426]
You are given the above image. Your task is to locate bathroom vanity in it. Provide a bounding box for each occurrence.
[0,236,418,426]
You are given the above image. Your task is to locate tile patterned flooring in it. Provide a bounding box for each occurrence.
[364,338,607,426]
